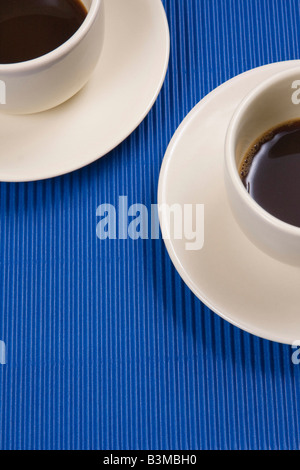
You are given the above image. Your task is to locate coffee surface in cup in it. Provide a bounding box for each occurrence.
[0,0,87,64]
[240,119,300,228]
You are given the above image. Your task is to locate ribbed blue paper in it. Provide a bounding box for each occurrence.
[0,0,300,450]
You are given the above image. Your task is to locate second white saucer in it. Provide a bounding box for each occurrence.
[0,0,170,182]
[158,60,300,345]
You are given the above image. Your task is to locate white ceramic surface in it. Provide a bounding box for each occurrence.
[0,0,105,114]
[225,67,300,266]
[0,0,170,181]
[158,60,300,345]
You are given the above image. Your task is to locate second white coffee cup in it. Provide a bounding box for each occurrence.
[0,0,104,114]
[225,66,300,266]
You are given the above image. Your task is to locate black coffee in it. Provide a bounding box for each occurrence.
[0,0,87,64]
[240,119,300,228]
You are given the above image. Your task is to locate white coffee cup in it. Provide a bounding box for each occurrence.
[0,0,104,114]
[225,66,300,266]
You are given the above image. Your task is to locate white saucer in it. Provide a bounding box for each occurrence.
[158,60,300,345]
[0,0,169,182]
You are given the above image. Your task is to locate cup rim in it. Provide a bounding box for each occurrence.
[225,65,300,236]
[0,0,101,72]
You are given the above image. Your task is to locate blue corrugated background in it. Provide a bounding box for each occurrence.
[0,0,300,450]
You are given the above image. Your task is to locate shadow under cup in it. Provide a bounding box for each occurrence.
[225,67,300,266]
